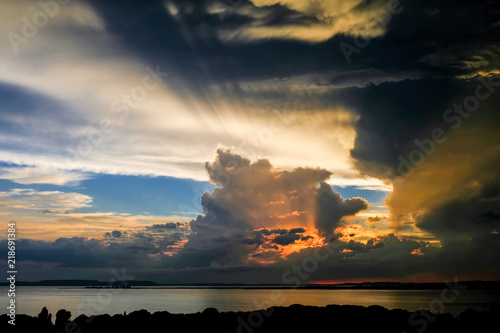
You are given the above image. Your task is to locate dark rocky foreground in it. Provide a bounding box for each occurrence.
[2,304,498,333]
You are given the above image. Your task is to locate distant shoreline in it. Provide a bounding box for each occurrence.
[2,279,500,290]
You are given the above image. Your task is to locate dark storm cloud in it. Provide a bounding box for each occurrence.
[258,228,305,236]
[0,220,192,273]
[329,1,500,180]
[480,178,500,199]
[409,192,500,278]
[82,0,499,86]
[10,229,494,284]
[340,78,467,179]
[346,75,499,180]
[0,237,151,268]
[480,211,500,221]
[272,233,301,246]
[271,227,306,246]
[240,228,305,248]
[416,180,500,241]
[79,0,389,92]
[279,236,430,282]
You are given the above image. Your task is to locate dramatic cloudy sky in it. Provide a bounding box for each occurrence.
[0,0,499,283]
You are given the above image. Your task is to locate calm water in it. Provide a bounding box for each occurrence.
[1,287,499,317]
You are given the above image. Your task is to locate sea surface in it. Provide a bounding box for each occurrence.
[1,286,499,317]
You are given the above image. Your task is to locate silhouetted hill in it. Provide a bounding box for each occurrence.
[303,280,500,290]
[0,280,158,287]
[2,280,499,289]
[2,304,498,333]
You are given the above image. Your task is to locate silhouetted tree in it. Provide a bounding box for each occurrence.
[38,307,52,323]
[35,307,53,332]
[55,309,71,331]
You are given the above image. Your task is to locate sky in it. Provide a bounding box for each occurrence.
[0,0,499,284]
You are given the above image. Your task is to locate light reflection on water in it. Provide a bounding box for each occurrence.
[1,286,498,317]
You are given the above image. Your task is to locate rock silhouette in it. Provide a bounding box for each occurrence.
[2,304,498,333]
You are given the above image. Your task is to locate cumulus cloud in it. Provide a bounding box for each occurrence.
[316,182,368,239]
[0,234,175,271]
[204,148,331,229]
[165,149,369,267]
